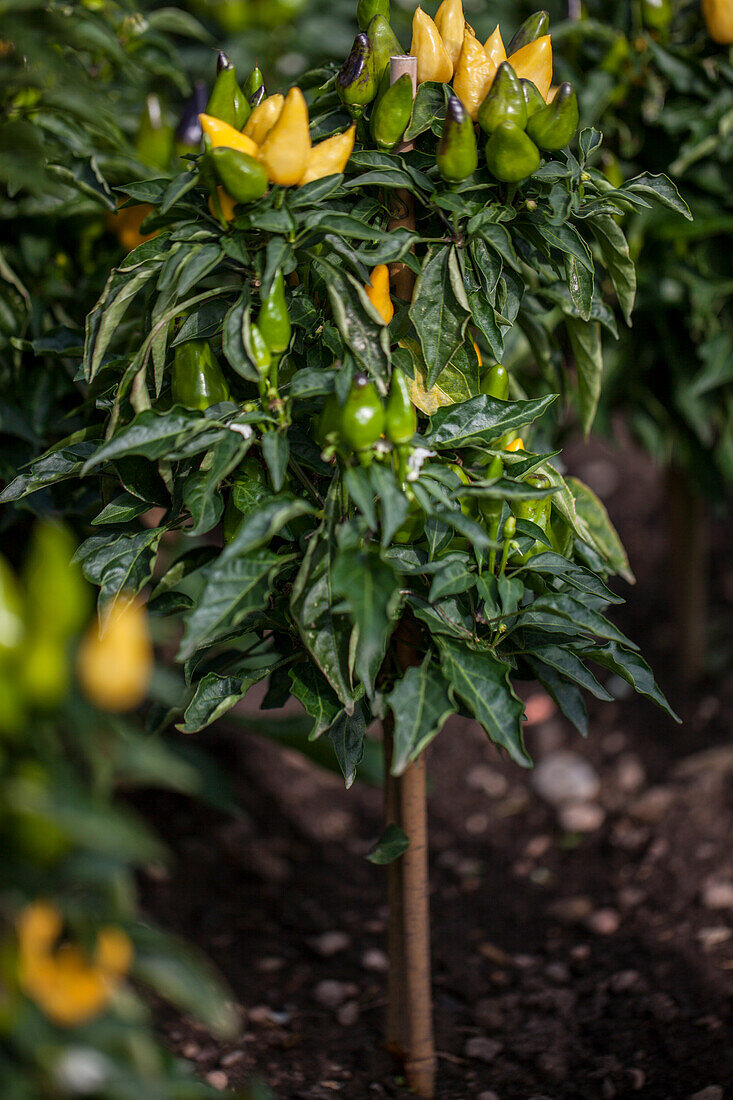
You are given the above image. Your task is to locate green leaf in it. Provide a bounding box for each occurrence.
[327,705,366,789]
[566,318,602,436]
[422,393,557,448]
[184,433,248,538]
[404,81,447,140]
[519,592,635,648]
[331,545,402,698]
[314,257,390,384]
[623,173,692,221]
[289,663,342,740]
[410,246,471,388]
[565,253,594,322]
[580,641,680,722]
[590,215,636,325]
[366,824,410,864]
[437,637,530,766]
[75,529,163,617]
[0,440,98,502]
[387,656,454,775]
[177,666,272,733]
[527,643,613,701]
[567,476,634,584]
[526,658,588,736]
[80,409,215,472]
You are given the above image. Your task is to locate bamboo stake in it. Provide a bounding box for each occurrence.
[665,463,708,684]
[382,53,436,1100]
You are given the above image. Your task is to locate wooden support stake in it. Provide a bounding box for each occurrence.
[382,53,436,1100]
[665,463,708,684]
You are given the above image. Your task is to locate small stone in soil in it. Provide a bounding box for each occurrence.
[548,895,593,924]
[689,1089,724,1100]
[586,908,620,935]
[361,948,388,972]
[477,1092,500,1100]
[559,801,605,833]
[697,926,731,950]
[466,764,508,798]
[609,969,642,993]
[628,786,674,824]
[205,1071,228,1090]
[220,1051,244,1066]
[314,980,358,1009]
[702,879,733,910]
[525,834,552,860]
[524,692,556,725]
[532,751,600,807]
[337,1000,360,1026]
[465,812,489,834]
[257,956,284,973]
[247,1004,287,1026]
[309,931,351,957]
[615,753,646,793]
[465,1036,503,1063]
[544,962,570,984]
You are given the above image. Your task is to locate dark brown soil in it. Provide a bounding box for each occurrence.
[137,432,733,1100]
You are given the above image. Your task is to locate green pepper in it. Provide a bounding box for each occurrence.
[358,0,389,32]
[337,33,378,115]
[136,94,174,171]
[485,121,540,183]
[520,78,545,120]
[368,14,403,82]
[370,71,413,150]
[211,146,268,204]
[478,454,504,541]
[175,80,208,157]
[341,373,385,452]
[247,322,272,377]
[243,65,264,100]
[23,522,90,640]
[317,393,343,449]
[478,61,527,136]
[511,473,552,563]
[0,556,25,664]
[207,52,250,129]
[506,9,550,55]
[171,340,231,410]
[480,363,509,400]
[641,0,673,30]
[526,82,579,152]
[385,368,416,444]
[437,95,478,183]
[256,269,291,355]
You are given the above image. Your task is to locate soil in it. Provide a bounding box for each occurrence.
[136,431,733,1100]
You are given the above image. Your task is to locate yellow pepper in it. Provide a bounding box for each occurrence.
[365,264,394,324]
[505,437,525,452]
[453,30,501,121]
[18,902,133,1027]
[299,124,356,186]
[434,0,465,69]
[209,187,237,222]
[473,340,482,366]
[244,94,285,144]
[702,0,733,42]
[258,87,311,187]
[508,35,553,101]
[411,6,453,84]
[484,24,507,69]
[77,595,153,712]
[106,203,157,253]
[198,114,259,157]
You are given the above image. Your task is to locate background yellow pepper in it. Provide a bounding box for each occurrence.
[259,86,311,186]
[411,6,453,84]
[453,30,501,121]
[508,35,553,100]
[244,94,285,144]
[299,124,356,186]
[365,263,394,324]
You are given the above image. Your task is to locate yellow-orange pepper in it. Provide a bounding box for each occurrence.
[505,437,525,452]
[508,35,553,100]
[208,187,237,222]
[244,94,285,144]
[453,31,501,121]
[365,264,394,324]
[411,6,453,84]
[299,124,356,186]
[107,203,156,253]
[77,595,153,712]
[198,114,259,157]
[258,87,311,187]
[702,0,733,42]
[18,902,133,1027]
[484,24,507,69]
[434,0,465,68]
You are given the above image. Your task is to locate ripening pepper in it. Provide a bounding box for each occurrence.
[244,94,284,144]
[485,121,540,182]
[136,94,174,171]
[411,7,453,84]
[299,124,356,185]
[702,0,733,42]
[385,368,416,444]
[365,263,394,324]
[257,269,291,355]
[77,596,152,712]
[243,65,264,100]
[357,0,389,32]
[211,146,268,202]
[175,81,208,157]
[258,87,311,186]
[209,187,237,223]
[437,94,477,181]
[505,437,525,451]
[434,0,466,68]
[484,24,507,68]
[520,78,546,118]
[171,340,230,410]
[526,81,578,151]
[511,473,552,563]
[480,363,509,400]
[453,31,501,121]
[508,35,553,101]
[341,374,385,451]
[371,72,413,149]
[641,0,673,31]
[199,114,259,158]
[477,61,527,135]
[368,15,404,82]
[206,52,249,129]
[337,33,378,114]
[507,9,550,55]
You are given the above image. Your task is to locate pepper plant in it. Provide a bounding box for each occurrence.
[2,2,685,1095]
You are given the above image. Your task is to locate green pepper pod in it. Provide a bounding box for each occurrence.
[368,14,404,82]
[370,72,413,149]
[358,0,389,32]
[341,373,385,451]
[257,269,291,355]
[437,94,478,183]
[175,81,208,157]
[385,368,416,444]
[506,9,550,55]
[248,322,272,377]
[511,473,552,563]
[249,84,266,108]
[337,32,378,114]
[526,81,579,152]
[211,146,268,203]
[207,51,249,129]
[478,454,504,534]
[317,393,343,449]
[171,340,230,410]
[485,121,540,183]
[520,78,545,119]
[641,0,673,30]
[478,62,527,135]
[243,65,264,100]
[136,94,174,171]
[480,363,509,400]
